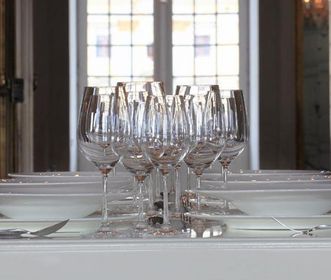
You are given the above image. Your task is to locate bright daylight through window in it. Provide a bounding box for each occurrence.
[86,0,239,91]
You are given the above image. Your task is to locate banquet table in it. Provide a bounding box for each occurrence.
[1,237,331,280]
[3,169,331,280]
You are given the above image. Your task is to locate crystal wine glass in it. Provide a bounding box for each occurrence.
[140,89,190,232]
[77,87,120,237]
[218,90,248,183]
[112,82,154,232]
[180,85,226,209]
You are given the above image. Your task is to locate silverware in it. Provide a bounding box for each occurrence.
[270,217,331,237]
[292,224,331,237]
[0,219,69,239]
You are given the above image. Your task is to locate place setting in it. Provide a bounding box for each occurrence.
[1,81,331,240]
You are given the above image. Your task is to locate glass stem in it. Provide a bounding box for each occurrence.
[187,167,192,190]
[220,161,224,176]
[147,175,154,211]
[136,179,146,229]
[221,164,230,211]
[196,174,201,210]
[132,176,138,207]
[222,165,228,184]
[175,166,181,212]
[155,169,161,199]
[162,174,170,226]
[101,173,109,224]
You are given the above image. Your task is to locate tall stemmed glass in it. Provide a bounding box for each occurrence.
[112,82,154,232]
[78,87,119,236]
[140,90,190,232]
[165,95,185,213]
[180,85,226,208]
[218,90,248,183]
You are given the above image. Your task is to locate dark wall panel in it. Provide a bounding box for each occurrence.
[259,0,297,169]
[33,0,69,171]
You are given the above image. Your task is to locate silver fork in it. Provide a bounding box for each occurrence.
[271,217,331,237]
[0,219,69,239]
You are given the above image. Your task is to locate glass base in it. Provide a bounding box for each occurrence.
[89,222,117,239]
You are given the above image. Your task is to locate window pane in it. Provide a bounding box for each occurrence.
[88,15,109,45]
[132,76,154,82]
[132,0,153,14]
[110,77,132,85]
[88,46,110,76]
[110,46,132,76]
[173,15,194,45]
[195,15,216,45]
[132,46,153,76]
[195,46,216,75]
[195,76,217,85]
[217,0,239,13]
[110,0,131,14]
[218,14,239,44]
[173,46,194,76]
[132,16,153,45]
[195,0,215,14]
[217,45,239,75]
[88,77,110,87]
[173,0,194,14]
[87,0,108,14]
[217,76,239,89]
[111,16,131,45]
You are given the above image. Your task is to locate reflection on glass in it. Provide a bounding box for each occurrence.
[218,15,239,44]
[88,46,110,76]
[217,45,239,75]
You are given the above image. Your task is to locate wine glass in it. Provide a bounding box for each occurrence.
[218,90,248,183]
[111,82,154,233]
[140,89,190,232]
[179,85,226,209]
[77,87,120,237]
[165,95,185,214]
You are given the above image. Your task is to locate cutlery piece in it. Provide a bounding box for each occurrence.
[292,224,331,237]
[271,217,331,237]
[0,219,69,239]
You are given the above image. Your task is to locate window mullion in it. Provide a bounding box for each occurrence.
[154,0,172,94]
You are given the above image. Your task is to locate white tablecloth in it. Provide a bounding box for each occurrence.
[1,238,331,280]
